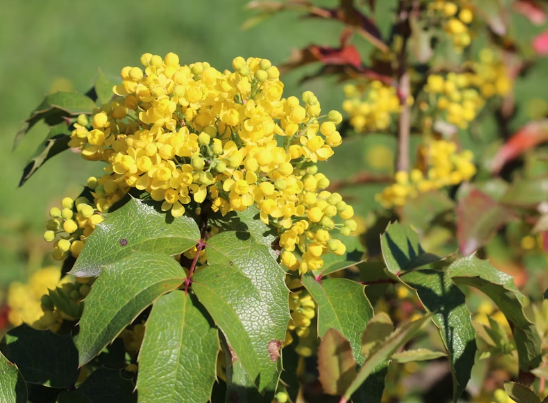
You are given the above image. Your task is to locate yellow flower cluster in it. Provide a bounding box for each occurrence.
[66,52,354,274]
[7,267,61,327]
[342,81,401,133]
[7,267,90,333]
[427,0,474,52]
[284,278,316,347]
[424,49,511,129]
[43,196,104,261]
[377,139,476,208]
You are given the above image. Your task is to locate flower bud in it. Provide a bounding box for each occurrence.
[191,157,205,170]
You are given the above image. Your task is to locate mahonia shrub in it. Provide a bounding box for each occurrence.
[1,46,546,403]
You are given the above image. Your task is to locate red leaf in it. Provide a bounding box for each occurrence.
[457,188,516,256]
[513,0,546,25]
[310,44,362,68]
[491,119,548,173]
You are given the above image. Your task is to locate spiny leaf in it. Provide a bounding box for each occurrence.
[19,123,71,187]
[71,197,200,277]
[301,276,373,365]
[361,313,393,357]
[449,255,542,371]
[0,351,27,403]
[14,91,96,150]
[76,252,186,366]
[391,349,447,363]
[403,270,477,402]
[318,328,357,395]
[341,314,433,402]
[0,324,78,388]
[192,231,289,395]
[137,291,218,403]
[380,222,441,277]
[504,382,541,403]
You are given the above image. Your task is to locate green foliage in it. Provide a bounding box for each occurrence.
[504,382,542,403]
[0,351,27,403]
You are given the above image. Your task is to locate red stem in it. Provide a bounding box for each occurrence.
[184,239,205,294]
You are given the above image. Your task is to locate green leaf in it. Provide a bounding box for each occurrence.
[361,313,393,357]
[341,314,433,401]
[301,276,373,365]
[0,351,27,403]
[504,382,541,403]
[94,70,118,105]
[58,368,136,403]
[192,231,289,395]
[71,197,200,277]
[449,255,543,371]
[318,328,357,395]
[137,290,218,402]
[380,222,441,277]
[19,123,71,186]
[76,251,186,365]
[402,270,477,402]
[14,91,96,149]
[208,206,278,258]
[391,349,447,363]
[0,324,79,388]
[501,177,548,207]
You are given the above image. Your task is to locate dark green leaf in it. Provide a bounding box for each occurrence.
[302,276,373,365]
[0,351,27,403]
[137,291,218,402]
[94,70,118,105]
[60,368,137,403]
[76,252,186,365]
[504,382,541,403]
[14,91,95,149]
[380,222,442,277]
[19,123,71,186]
[449,255,542,371]
[0,324,78,388]
[192,231,289,395]
[391,349,446,363]
[341,314,433,401]
[71,197,200,277]
[403,270,477,402]
[318,328,357,395]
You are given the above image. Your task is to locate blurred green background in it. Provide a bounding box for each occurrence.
[2,0,548,288]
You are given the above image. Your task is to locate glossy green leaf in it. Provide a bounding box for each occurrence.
[137,291,218,403]
[302,276,373,365]
[403,270,477,402]
[380,222,441,277]
[0,351,27,403]
[94,70,118,105]
[318,328,357,395]
[361,313,393,357]
[449,255,542,371]
[14,91,96,149]
[19,123,71,186]
[391,349,446,363]
[504,382,541,403]
[71,197,200,277]
[58,368,136,403]
[76,252,186,365]
[192,231,289,395]
[0,324,78,388]
[341,314,433,401]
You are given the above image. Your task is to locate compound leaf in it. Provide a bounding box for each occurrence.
[0,351,27,403]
